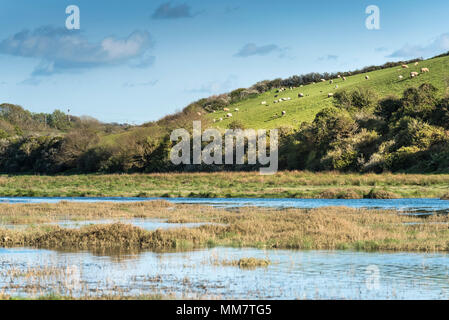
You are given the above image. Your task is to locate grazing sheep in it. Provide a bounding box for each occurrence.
[421,67,430,73]
[329,80,334,84]
[402,64,409,69]
[398,75,404,80]
[261,101,267,105]
[282,111,286,115]
[410,72,419,78]
[226,113,232,118]
[335,85,339,89]
[337,75,341,78]
[415,62,419,66]
[234,108,239,111]
[219,118,223,121]
[274,95,278,98]
[273,100,278,104]
[320,79,326,82]
[365,75,370,80]
[328,93,334,98]
[213,119,216,123]
[298,93,304,98]
[223,108,230,111]
[286,97,291,100]
[342,76,347,81]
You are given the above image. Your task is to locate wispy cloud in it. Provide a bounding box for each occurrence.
[152,2,195,19]
[224,6,240,14]
[387,33,449,58]
[234,43,288,58]
[375,47,388,53]
[189,75,238,94]
[317,54,338,61]
[18,78,42,86]
[0,26,155,76]
[123,80,158,88]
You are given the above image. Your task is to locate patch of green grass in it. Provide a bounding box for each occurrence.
[206,55,449,130]
[1,171,449,198]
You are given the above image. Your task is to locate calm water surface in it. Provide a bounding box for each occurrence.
[1,247,449,299]
[2,196,449,299]
[1,197,449,214]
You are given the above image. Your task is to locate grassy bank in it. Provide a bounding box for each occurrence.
[2,201,449,252]
[1,172,449,199]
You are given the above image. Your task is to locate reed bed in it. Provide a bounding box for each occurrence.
[1,201,449,252]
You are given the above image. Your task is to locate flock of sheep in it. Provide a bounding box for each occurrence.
[213,107,240,122]
[400,62,430,79]
[212,62,430,123]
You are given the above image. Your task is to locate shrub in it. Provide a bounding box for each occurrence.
[334,87,378,113]
[365,189,400,199]
[228,120,246,130]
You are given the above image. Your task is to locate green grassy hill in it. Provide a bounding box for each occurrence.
[207,55,449,129]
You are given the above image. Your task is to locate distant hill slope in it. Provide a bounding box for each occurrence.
[207,55,449,129]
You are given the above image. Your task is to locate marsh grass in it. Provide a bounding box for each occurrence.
[2,172,449,199]
[218,257,271,269]
[365,189,400,199]
[2,201,449,252]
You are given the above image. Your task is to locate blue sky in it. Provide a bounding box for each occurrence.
[0,0,449,124]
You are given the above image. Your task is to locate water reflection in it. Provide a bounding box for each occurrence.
[1,197,449,214]
[1,247,449,299]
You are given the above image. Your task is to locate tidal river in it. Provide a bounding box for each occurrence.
[1,196,449,299]
[1,196,449,214]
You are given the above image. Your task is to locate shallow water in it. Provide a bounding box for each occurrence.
[1,196,449,214]
[2,196,449,299]
[1,247,449,299]
[0,218,221,231]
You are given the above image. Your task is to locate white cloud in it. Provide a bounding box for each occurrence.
[0,26,155,76]
[388,33,449,58]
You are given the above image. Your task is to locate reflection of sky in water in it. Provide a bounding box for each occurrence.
[0,218,223,231]
[1,197,449,214]
[1,247,449,300]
